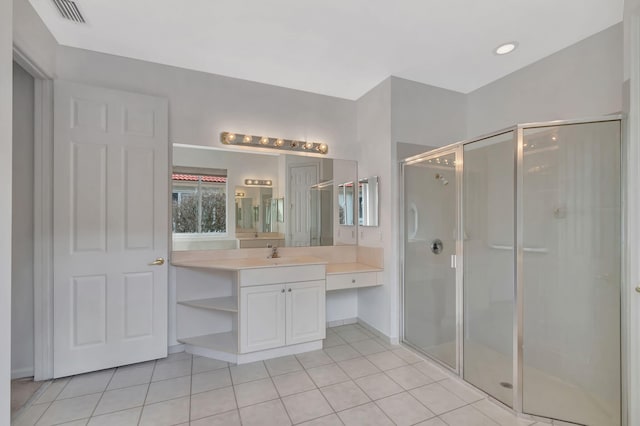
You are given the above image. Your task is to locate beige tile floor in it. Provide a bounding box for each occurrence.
[13,324,554,426]
[12,379,44,414]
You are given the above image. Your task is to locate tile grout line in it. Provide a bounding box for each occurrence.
[86,368,117,421]
[137,359,158,425]
[228,364,242,425]
[342,364,397,426]
[187,355,193,424]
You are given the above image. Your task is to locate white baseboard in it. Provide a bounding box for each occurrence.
[327,316,399,346]
[357,318,399,345]
[326,317,358,328]
[12,367,35,379]
[168,344,185,354]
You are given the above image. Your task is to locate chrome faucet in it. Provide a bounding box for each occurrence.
[270,246,280,259]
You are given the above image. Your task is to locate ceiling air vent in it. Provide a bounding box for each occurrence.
[52,0,85,23]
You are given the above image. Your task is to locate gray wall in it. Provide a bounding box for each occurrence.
[467,24,623,137]
[355,78,392,335]
[13,0,57,77]
[12,62,34,379]
[1,0,13,419]
[391,76,467,147]
[55,47,358,161]
[397,142,436,161]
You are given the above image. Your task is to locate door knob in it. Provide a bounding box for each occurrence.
[148,258,165,266]
[636,286,640,293]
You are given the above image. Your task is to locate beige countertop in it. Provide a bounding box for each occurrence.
[172,255,327,271]
[236,236,286,240]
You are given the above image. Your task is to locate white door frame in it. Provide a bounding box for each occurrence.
[13,46,55,381]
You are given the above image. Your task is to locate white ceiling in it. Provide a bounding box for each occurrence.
[30,0,623,100]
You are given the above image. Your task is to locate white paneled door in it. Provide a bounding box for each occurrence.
[53,81,169,377]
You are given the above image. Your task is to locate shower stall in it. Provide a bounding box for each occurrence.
[401,117,622,426]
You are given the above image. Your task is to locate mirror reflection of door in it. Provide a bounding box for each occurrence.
[289,164,319,246]
[337,182,355,226]
[358,176,379,227]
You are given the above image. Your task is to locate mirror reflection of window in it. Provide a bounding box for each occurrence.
[172,170,227,234]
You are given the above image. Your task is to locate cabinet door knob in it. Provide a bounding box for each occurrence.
[352,279,356,284]
[281,288,285,293]
[288,288,292,292]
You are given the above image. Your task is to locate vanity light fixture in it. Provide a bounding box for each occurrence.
[494,42,518,55]
[244,179,272,186]
[221,132,329,155]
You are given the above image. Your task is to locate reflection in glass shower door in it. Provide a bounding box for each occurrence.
[522,121,621,426]
[403,150,459,370]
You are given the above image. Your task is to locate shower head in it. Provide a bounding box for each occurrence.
[435,173,449,186]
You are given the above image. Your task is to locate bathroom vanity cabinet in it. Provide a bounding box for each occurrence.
[173,257,327,364]
[171,247,384,364]
[240,279,325,352]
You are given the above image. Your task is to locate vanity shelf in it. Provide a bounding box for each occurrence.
[177,296,238,313]
[178,331,237,353]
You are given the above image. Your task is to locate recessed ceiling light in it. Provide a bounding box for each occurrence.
[494,42,518,55]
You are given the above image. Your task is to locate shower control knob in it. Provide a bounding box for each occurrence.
[430,239,443,255]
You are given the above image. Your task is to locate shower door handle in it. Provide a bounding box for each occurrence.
[450,255,457,269]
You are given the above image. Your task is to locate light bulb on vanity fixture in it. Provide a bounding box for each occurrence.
[260,136,270,145]
[244,178,272,186]
[243,135,253,143]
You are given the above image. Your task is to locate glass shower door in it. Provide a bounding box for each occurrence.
[403,149,460,370]
[521,121,621,426]
[463,131,516,407]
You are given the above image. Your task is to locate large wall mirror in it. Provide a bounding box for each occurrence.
[172,144,358,250]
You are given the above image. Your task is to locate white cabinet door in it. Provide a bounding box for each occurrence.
[286,280,326,345]
[53,81,168,377]
[240,284,286,353]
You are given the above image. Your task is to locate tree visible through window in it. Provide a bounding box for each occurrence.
[172,173,227,234]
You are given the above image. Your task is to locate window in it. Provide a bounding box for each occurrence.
[172,170,227,234]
